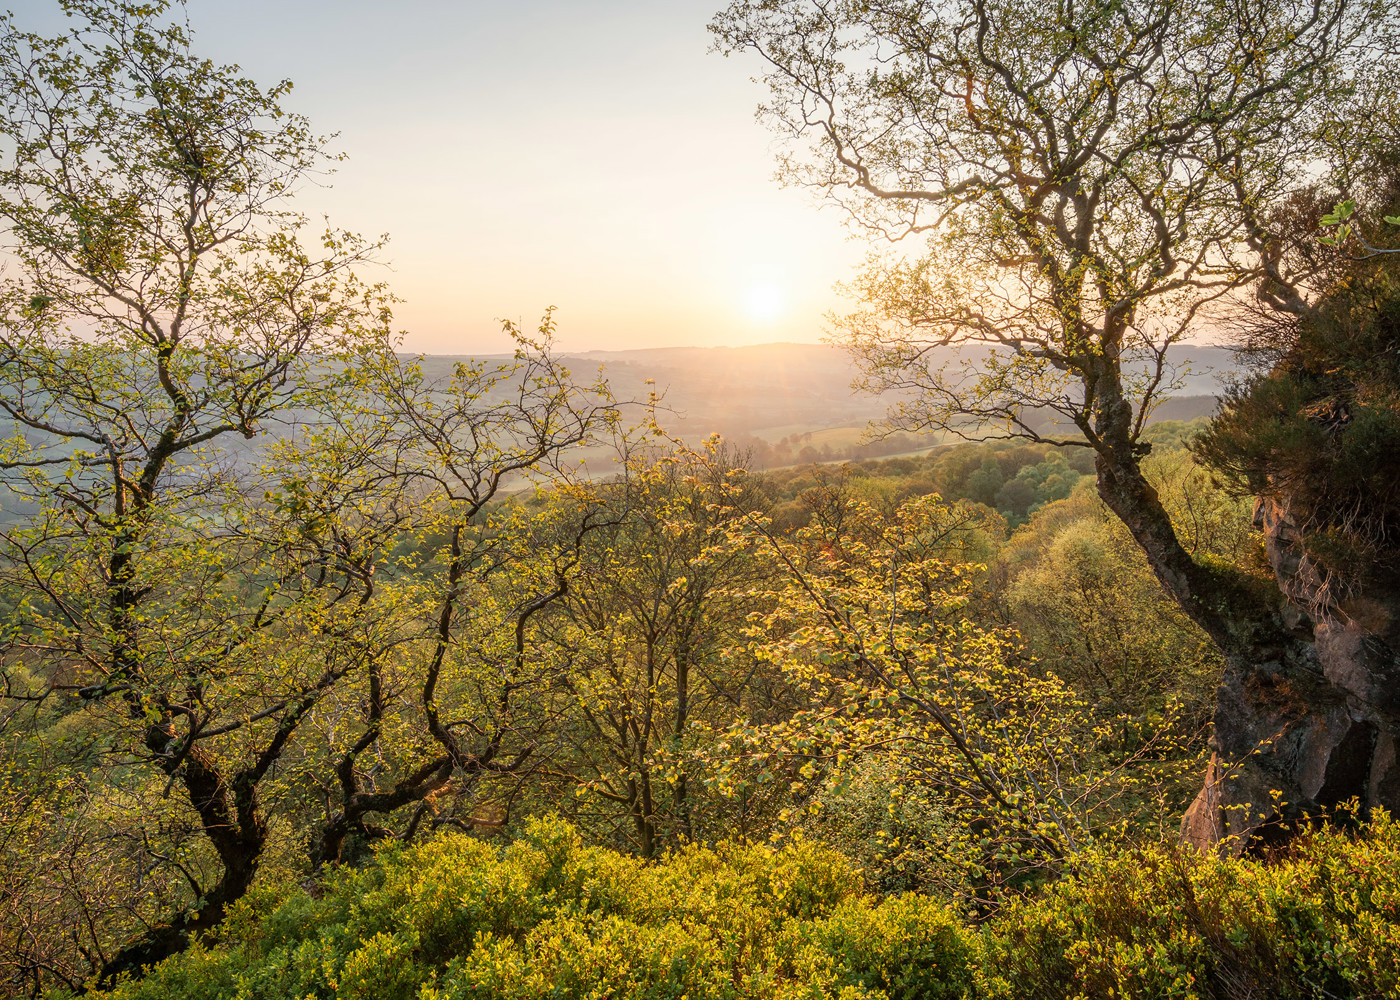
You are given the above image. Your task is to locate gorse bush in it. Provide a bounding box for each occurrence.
[91,816,974,1000]
[982,813,1400,1000]
[88,814,1400,1000]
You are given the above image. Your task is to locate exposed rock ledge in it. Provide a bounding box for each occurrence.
[1182,497,1400,853]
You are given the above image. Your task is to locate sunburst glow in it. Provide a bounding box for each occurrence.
[743,283,786,323]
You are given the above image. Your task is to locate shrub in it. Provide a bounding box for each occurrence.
[89,814,1400,1000]
[91,817,975,1000]
[979,814,1400,999]
[775,895,974,1000]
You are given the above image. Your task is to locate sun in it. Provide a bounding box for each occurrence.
[743,282,786,324]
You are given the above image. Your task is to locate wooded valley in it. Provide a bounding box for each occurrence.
[2,1,1399,997]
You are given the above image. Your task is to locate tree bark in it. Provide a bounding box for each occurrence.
[313,756,454,867]
[96,739,266,987]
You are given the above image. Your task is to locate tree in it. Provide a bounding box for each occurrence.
[249,331,619,873]
[0,0,393,979]
[712,0,1400,849]
[724,490,1182,900]
[534,443,789,855]
[0,2,619,987]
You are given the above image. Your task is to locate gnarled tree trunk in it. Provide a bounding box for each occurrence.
[96,741,267,987]
[1086,357,1400,853]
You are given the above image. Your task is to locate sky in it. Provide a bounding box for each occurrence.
[15,0,868,353]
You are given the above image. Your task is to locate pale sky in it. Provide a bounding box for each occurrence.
[15,0,866,353]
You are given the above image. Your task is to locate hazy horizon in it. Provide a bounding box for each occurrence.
[398,339,1237,363]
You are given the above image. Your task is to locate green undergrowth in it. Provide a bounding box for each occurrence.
[88,814,1400,1000]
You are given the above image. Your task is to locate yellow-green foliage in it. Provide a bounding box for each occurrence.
[981,814,1400,999]
[90,813,1400,1000]
[91,816,973,1000]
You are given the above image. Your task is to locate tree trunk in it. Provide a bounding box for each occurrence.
[96,852,261,988]
[631,773,657,859]
[1089,369,1400,852]
[96,741,266,986]
[673,638,694,843]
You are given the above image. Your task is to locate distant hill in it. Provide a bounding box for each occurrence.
[568,343,893,440]
[1,343,1240,525]
[416,341,1237,450]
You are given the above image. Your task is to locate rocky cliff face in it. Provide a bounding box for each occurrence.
[1182,497,1400,852]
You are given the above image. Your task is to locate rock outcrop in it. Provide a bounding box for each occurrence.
[1182,497,1400,853]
